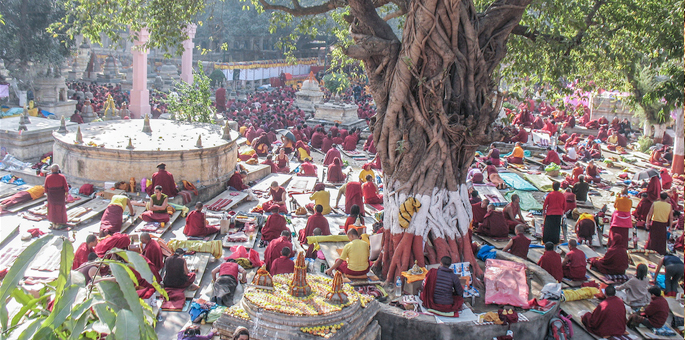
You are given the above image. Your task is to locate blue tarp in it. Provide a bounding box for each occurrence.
[499,172,538,191]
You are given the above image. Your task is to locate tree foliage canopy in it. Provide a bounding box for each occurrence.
[0,0,72,78]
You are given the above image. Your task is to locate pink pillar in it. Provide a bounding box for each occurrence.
[129,29,150,119]
[672,108,684,175]
[181,24,197,84]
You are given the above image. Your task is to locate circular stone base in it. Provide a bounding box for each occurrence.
[52,119,239,187]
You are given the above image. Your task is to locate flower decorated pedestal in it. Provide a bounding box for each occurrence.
[215,273,381,339]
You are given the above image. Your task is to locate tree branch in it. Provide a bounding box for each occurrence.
[383,9,406,21]
[257,0,393,17]
[510,25,566,43]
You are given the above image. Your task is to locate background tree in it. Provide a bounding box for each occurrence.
[0,0,73,86]
[162,61,216,124]
[0,235,164,339]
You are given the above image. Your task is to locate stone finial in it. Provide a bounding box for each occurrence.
[126,137,134,149]
[195,134,203,148]
[142,114,152,133]
[58,115,68,133]
[75,126,83,144]
[221,120,231,140]
[17,119,27,131]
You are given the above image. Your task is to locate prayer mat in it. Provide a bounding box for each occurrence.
[499,172,537,191]
[473,313,529,326]
[368,203,384,211]
[161,287,187,311]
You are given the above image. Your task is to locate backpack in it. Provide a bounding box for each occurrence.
[545,313,572,340]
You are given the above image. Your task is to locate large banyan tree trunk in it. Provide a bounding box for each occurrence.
[343,0,531,282]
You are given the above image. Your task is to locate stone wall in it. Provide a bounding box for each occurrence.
[53,136,239,188]
[0,117,75,162]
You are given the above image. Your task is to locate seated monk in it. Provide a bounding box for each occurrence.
[183,202,219,237]
[532,116,544,129]
[607,131,628,148]
[632,193,651,226]
[295,141,312,162]
[261,181,288,213]
[562,239,587,281]
[342,133,357,151]
[261,155,279,174]
[510,126,528,143]
[362,174,383,204]
[575,213,596,245]
[627,286,670,330]
[502,225,530,259]
[589,234,629,275]
[264,231,292,272]
[506,142,525,164]
[503,195,527,233]
[227,171,249,191]
[649,147,667,166]
[562,145,578,163]
[139,232,163,281]
[323,145,342,166]
[145,163,178,197]
[537,242,563,282]
[420,256,464,314]
[563,189,576,214]
[270,246,295,275]
[562,115,575,128]
[643,176,661,202]
[73,234,98,270]
[261,206,288,242]
[470,190,482,205]
[141,185,170,223]
[486,144,501,166]
[359,163,375,183]
[274,148,290,173]
[299,204,331,244]
[584,119,599,129]
[99,194,135,236]
[475,204,509,238]
[343,205,365,234]
[306,183,331,214]
[589,142,602,159]
[0,185,44,211]
[327,158,346,183]
[660,169,672,190]
[471,198,489,228]
[542,147,561,165]
[305,228,323,258]
[94,232,131,257]
[321,133,334,153]
[585,160,601,183]
[163,248,198,290]
[298,158,318,177]
[325,229,370,277]
[336,181,365,215]
[581,285,626,338]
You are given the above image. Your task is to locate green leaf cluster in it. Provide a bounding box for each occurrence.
[161,61,216,124]
[0,235,163,340]
[322,72,350,95]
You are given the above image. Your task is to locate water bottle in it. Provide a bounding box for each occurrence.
[394,276,402,297]
[376,175,381,185]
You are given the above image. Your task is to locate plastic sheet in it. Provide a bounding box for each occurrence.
[499,172,538,191]
[484,259,529,307]
[504,190,543,211]
[523,174,554,192]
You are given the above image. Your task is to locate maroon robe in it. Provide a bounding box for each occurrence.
[476,211,508,238]
[542,150,561,165]
[645,176,661,202]
[420,268,464,314]
[362,181,383,205]
[262,186,288,213]
[299,212,331,244]
[94,233,131,257]
[44,172,69,224]
[0,191,32,208]
[511,128,528,143]
[581,296,626,337]
[270,256,295,275]
[215,88,226,111]
[327,158,346,183]
[142,239,164,277]
[183,210,219,237]
[261,213,288,242]
[632,197,652,222]
[146,170,178,197]
[508,234,530,259]
[562,248,587,281]
[343,135,357,151]
[262,159,279,174]
[471,202,488,227]
[100,205,124,236]
[264,236,292,272]
[298,162,317,177]
[590,234,629,275]
[227,172,248,191]
[321,137,333,153]
[503,202,524,232]
[73,243,94,270]
[537,250,563,282]
[323,148,342,166]
[344,182,364,215]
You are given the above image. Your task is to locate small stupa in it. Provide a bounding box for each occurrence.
[325,271,349,305]
[288,252,312,297]
[251,265,274,289]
